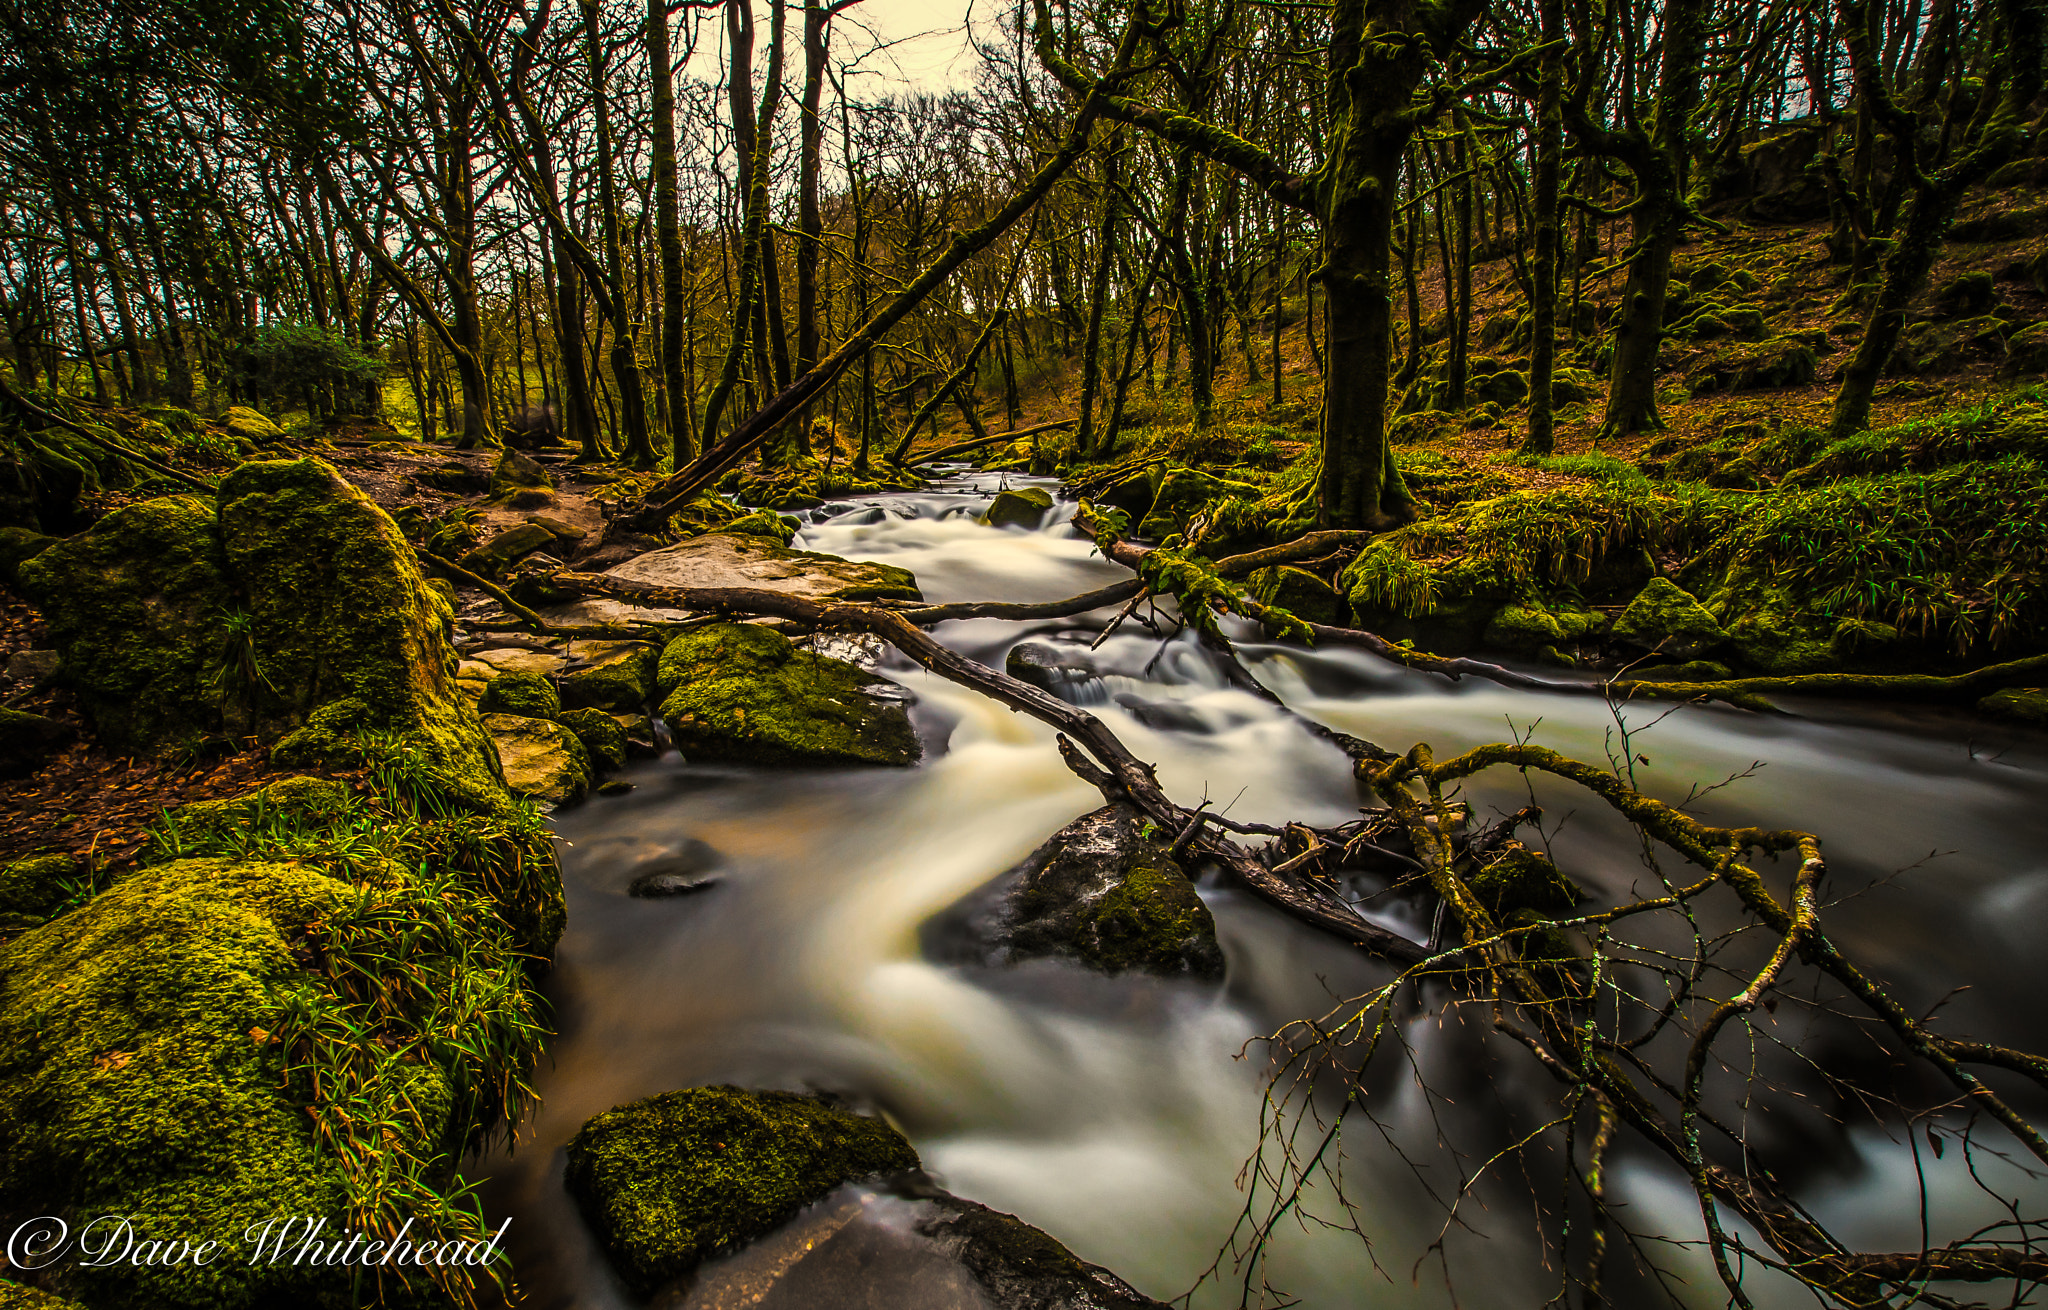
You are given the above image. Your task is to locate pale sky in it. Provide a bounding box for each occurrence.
[678,0,987,94]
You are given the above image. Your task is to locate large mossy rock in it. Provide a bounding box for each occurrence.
[17,495,234,754]
[563,1086,921,1297]
[558,639,657,713]
[606,532,920,603]
[1482,599,1605,656]
[1612,577,1728,659]
[221,406,284,445]
[981,486,1054,529]
[476,669,560,720]
[0,859,357,1310]
[218,459,506,809]
[929,804,1225,980]
[656,623,920,768]
[483,713,591,806]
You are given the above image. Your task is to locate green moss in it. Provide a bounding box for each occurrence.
[0,859,355,1309]
[559,707,627,773]
[16,495,233,754]
[216,459,507,812]
[1137,467,1264,541]
[1248,565,1344,626]
[1619,659,1733,683]
[1613,578,1728,658]
[1483,600,1605,654]
[1085,861,1221,975]
[0,1279,93,1308]
[656,624,920,768]
[563,1086,921,1296]
[169,775,353,839]
[1465,846,1582,918]
[0,525,55,586]
[0,853,80,924]
[477,670,560,720]
[722,509,798,544]
[1980,687,2048,725]
[982,487,1055,529]
[559,642,656,713]
[220,406,284,444]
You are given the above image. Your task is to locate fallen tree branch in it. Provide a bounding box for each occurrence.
[552,568,1429,963]
[908,418,1078,468]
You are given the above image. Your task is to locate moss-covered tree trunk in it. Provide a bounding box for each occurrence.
[1075,137,1123,457]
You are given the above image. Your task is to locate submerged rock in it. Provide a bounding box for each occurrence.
[657,623,920,768]
[483,712,591,806]
[930,804,1224,981]
[981,486,1054,530]
[606,532,921,604]
[563,1086,922,1296]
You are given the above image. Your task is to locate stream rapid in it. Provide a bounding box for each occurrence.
[482,470,2048,1309]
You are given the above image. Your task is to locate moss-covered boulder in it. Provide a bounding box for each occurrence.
[0,525,55,586]
[1248,565,1344,627]
[0,853,79,924]
[483,713,590,806]
[217,458,507,810]
[488,448,554,508]
[221,406,285,445]
[0,860,355,1309]
[1483,600,1605,655]
[1613,578,1728,659]
[563,1086,921,1296]
[477,669,560,720]
[1980,687,2048,725]
[928,804,1225,980]
[2004,322,2048,378]
[458,521,556,576]
[722,509,799,544]
[558,640,657,713]
[656,623,920,768]
[17,495,234,754]
[559,707,627,773]
[164,775,353,841]
[981,486,1054,529]
[1688,337,1819,393]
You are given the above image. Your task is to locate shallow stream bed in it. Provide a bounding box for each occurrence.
[483,471,2048,1309]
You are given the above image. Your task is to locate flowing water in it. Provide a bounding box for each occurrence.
[483,470,2048,1309]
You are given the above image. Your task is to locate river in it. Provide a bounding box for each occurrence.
[482,470,2048,1309]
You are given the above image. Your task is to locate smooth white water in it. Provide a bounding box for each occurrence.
[484,471,2048,1309]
